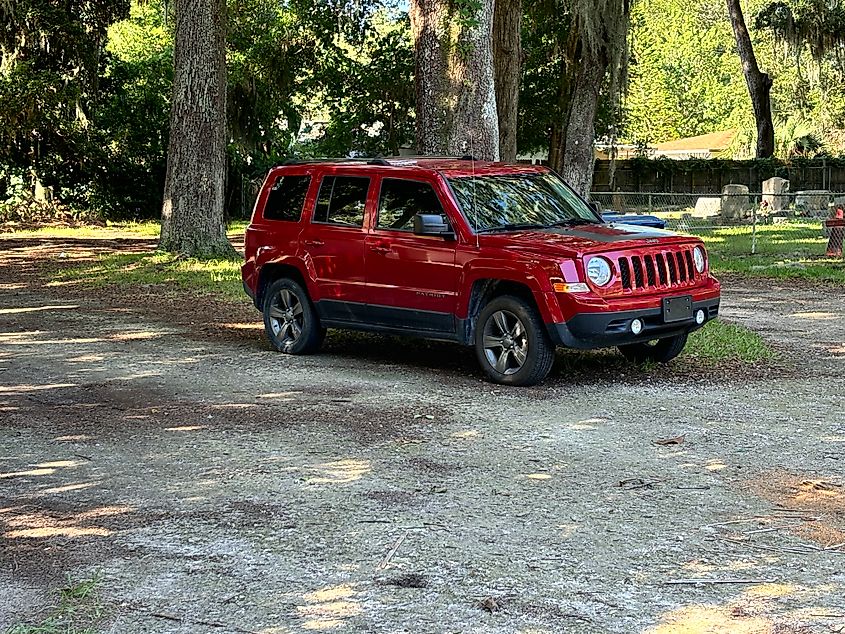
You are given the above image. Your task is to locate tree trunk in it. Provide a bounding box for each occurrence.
[561,48,606,197]
[410,0,499,160]
[548,28,579,173]
[160,0,235,258]
[726,0,775,158]
[493,0,522,162]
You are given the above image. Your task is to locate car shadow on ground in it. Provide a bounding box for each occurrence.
[316,328,693,389]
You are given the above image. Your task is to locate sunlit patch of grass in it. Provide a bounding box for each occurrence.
[53,251,246,302]
[695,222,828,256]
[711,254,845,284]
[682,221,845,284]
[4,220,248,240]
[687,320,775,362]
[553,319,773,379]
[6,574,103,634]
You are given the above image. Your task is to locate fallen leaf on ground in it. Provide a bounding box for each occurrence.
[653,434,686,446]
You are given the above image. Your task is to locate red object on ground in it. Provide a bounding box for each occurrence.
[826,216,845,257]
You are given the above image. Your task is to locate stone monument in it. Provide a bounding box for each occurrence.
[762,177,789,212]
[721,184,749,220]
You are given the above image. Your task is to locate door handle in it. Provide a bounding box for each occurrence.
[369,244,390,255]
[303,239,324,247]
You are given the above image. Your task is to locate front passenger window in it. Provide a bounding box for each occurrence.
[313,176,370,227]
[377,179,445,231]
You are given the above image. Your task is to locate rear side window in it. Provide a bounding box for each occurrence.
[313,176,370,227]
[377,179,444,231]
[263,175,311,222]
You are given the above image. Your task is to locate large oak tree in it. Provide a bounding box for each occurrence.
[160,0,235,257]
[410,0,499,160]
[494,0,523,162]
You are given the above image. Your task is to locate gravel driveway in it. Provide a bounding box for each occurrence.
[1,238,844,633]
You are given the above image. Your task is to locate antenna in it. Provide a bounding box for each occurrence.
[469,105,479,249]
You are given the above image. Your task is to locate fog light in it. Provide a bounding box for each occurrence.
[695,309,705,325]
[631,318,643,335]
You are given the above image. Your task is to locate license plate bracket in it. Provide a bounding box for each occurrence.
[663,295,693,323]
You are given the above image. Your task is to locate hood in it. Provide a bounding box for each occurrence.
[480,223,695,257]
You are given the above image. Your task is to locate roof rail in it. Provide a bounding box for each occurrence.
[276,157,385,167]
[275,155,480,167]
[378,155,478,161]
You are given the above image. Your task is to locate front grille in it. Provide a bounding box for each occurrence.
[616,247,699,292]
[619,258,631,289]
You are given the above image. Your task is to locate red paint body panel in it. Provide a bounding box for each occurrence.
[363,172,461,313]
[241,158,720,346]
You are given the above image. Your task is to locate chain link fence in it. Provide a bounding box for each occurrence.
[590,191,845,259]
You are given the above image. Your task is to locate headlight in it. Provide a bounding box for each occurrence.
[586,257,612,286]
[693,246,706,273]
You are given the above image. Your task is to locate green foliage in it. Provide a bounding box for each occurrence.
[0,0,131,208]
[0,0,413,220]
[90,1,173,218]
[624,0,749,145]
[625,0,845,155]
[453,0,484,59]
[518,0,570,153]
[619,155,845,179]
[756,0,845,59]
[306,15,415,158]
[518,0,631,157]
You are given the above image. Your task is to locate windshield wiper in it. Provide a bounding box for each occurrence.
[544,218,599,228]
[476,222,547,233]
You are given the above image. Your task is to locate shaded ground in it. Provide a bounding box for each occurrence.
[2,237,845,633]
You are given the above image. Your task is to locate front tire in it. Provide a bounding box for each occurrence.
[263,278,324,354]
[474,295,555,386]
[618,333,688,364]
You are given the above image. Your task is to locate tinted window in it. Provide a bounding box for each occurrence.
[377,179,444,231]
[263,175,311,222]
[313,176,370,226]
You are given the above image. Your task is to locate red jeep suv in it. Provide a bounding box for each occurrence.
[242,157,720,386]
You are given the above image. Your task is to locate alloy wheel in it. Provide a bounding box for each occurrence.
[482,310,529,375]
[268,288,304,345]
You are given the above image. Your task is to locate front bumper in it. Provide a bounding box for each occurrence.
[547,298,720,349]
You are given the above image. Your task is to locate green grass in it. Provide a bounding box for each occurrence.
[687,319,774,362]
[711,254,845,283]
[52,251,246,301]
[6,575,103,634]
[3,220,248,239]
[694,221,825,256]
[686,222,845,284]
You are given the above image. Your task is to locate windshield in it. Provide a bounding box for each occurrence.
[447,171,600,232]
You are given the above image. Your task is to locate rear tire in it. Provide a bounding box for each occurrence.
[263,278,324,354]
[618,333,688,364]
[474,295,555,386]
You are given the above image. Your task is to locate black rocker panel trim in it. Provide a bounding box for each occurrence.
[314,300,456,336]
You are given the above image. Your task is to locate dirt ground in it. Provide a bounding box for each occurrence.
[1,237,844,634]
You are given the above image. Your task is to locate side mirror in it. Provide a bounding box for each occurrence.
[588,201,602,215]
[414,213,455,239]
